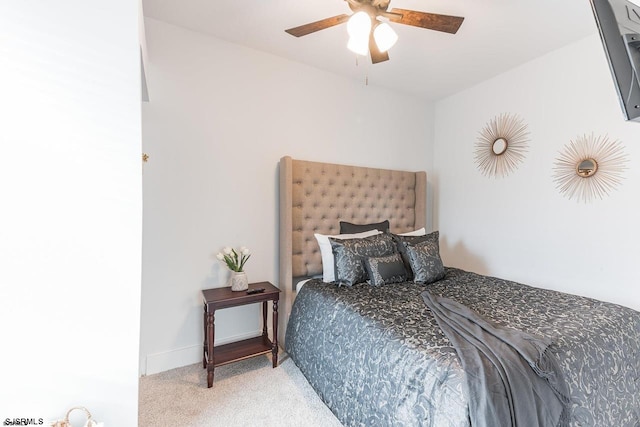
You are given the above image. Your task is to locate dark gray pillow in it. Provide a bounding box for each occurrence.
[392,232,439,280]
[339,220,390,234]
[329,233,397,286]
[403,235,445,285]
[363,253,408,286]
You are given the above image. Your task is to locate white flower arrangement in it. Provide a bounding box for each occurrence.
[216,246,251,272]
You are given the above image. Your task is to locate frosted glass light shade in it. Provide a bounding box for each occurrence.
[373,22,398,53]
[347,36,369,56]
[347,11,371,38]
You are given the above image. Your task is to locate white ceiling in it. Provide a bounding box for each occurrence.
[142,0,599,100]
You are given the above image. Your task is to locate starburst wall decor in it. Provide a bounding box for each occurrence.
[474,113,530,178]
[552,133,628,203]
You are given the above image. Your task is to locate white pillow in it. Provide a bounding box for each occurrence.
[314,230,382,282]
[399,227,426,236]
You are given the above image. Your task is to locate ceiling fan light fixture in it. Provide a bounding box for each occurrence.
[284,2,464,65]
[347,35,369,56]
[347,11,371,38]
[373,22,398,53]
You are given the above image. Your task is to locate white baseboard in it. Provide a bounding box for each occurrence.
[143,328,274,376]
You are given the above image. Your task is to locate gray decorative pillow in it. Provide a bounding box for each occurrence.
[329,233,397,286]
[403,235,445,284]
[339,220,390,234]
[392,231,439,280]
[363,253,408,286]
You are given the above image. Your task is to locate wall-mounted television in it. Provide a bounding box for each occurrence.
[590,0,640,121]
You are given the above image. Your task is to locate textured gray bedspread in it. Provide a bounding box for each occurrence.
[422,291,570,427]
[285,268,640,427]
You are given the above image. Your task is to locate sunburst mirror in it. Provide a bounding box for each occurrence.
[552,134,628,203]
[474,113,530,178]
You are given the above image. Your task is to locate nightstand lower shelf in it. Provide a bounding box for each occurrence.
[211,336,273,366]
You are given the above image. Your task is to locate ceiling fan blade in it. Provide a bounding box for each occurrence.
[285,14,350,37]
[369,33,389,64]
[388,9,464,34]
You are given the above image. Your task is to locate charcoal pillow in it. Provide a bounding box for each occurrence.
[403,235,445,285]
[339,220,390,234]
[392,231,439,280]
[363,253,408,286]
[314,230,381,282]
[329,233,397,286]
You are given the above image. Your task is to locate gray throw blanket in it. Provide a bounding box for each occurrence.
[421,291,570,427]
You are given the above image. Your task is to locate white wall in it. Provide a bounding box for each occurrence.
[0,1,142,425]
[434,34,640,312]
[140,18,434,374]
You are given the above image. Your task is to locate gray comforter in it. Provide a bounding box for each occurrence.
[285,268,640,427]
[422,291,569,427]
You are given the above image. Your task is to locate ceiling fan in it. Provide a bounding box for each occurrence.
[285,0,464,64]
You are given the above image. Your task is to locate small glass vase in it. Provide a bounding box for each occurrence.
[229,271,248,291]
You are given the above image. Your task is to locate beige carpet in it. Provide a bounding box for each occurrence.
[139,354,344,427]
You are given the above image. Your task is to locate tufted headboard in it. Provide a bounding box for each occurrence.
[277,156,427,347]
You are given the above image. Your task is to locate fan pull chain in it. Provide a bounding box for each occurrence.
[354,54,369,86]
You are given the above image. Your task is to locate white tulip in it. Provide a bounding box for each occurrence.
[223,247,232,255]
[242,248,250,256]
[240,246,247,253]
[216,253,224,260]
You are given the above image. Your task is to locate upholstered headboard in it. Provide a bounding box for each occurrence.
[278,156,427,346]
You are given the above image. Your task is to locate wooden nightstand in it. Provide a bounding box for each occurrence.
[201,281,280,388]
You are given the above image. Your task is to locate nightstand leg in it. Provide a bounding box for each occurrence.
[262,301,268,338]
[206,311,215,387]
[272,300,278,368]
[203,305,207,369]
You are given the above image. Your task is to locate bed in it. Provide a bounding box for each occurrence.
[277,156,640,427]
